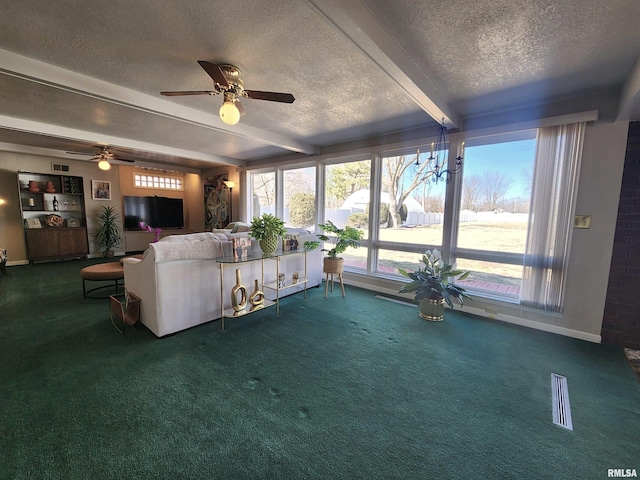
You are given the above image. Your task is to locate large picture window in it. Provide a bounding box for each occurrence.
[456,134,535,254]
[242,121,584,312]
[379,149,447,246]
[453,132,536,297]
[250,171,275,219]
[324,159,371,270]
[283,167,316,229]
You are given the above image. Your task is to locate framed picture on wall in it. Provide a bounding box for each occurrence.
[91,180,111,200]
[204,174,229,230]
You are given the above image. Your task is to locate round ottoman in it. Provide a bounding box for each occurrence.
[80,262,124,298]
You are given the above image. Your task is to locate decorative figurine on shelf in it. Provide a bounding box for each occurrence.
[231,269,248,312]
[249,279,265,311]
[139,221,162,243]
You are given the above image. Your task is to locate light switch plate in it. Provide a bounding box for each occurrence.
[574,215,592,229]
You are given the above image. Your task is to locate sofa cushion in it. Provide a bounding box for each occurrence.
[158,232,227,243]
[150,233,226,262]
[231,222,251,233]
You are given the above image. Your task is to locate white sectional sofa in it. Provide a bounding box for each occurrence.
[122,230,322,337]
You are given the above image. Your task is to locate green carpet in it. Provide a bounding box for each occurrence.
[1,259,638,479]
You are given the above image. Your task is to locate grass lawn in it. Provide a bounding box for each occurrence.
[342,221,527,288]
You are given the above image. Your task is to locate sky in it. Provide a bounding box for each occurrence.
[462,139,536,199]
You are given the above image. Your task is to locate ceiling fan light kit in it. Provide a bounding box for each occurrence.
[219,95,241,125]
[98,159,111,170]
[161,61,295,126]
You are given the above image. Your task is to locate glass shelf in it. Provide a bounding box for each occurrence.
[218,248,308,330]
[222,299,276,318]
[263,278,308,291]
[216,248,312,264]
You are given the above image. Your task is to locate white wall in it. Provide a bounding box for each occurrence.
[562,120,628,336]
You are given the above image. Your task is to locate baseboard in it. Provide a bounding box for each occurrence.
[461,305,602,344]
[6,260,29,266]
[345,276,602,344]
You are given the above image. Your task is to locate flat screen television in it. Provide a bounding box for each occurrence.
[123,196,184,230]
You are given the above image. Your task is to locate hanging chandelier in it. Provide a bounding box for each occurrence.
[414,118,464,183]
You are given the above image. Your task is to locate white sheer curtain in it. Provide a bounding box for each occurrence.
[521,122,586,313]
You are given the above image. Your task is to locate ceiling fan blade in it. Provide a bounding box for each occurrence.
[161,90,217,96]
[245,90,295,103]
[198,61,229,87]
[66,151,94,156]
[67,148,134,163]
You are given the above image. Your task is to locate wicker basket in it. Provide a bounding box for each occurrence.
[323,257,344,275]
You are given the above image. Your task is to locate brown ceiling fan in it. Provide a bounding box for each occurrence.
[66,146,134,171]
[161,61,295,125]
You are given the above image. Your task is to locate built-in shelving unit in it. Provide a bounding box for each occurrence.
[18,171,89,263]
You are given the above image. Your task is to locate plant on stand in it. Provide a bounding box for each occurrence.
[398,249,470,321]
[250,213,286,256]
[93,205,123,258]
[305,220,363,297]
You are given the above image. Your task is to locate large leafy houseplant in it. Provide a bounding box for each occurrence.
[399,249,470,320]
[304,221,364,287]
[93,205,123,257]
[249,213,286,255]
[315,220,363,258]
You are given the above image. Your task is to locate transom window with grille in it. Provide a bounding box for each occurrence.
[134,173,183,190]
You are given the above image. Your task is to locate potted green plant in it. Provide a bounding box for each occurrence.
[398,249,471,321]
[249,213,286,255]
[313,220,364,276]
[93,205,123,257]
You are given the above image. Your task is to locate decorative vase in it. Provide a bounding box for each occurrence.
[45,181,56,193]
[419,297,445,322]
[231,269,247,312]
[259,235,278,256]
[28,180,40,192]
[249,279,265,308]
[323,257,344,275]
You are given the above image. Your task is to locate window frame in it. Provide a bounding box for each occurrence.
[448,129,537,302]
[242,127,548,304]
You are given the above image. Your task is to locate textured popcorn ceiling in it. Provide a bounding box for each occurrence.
[363,0,640,108]
[0,0,639,168]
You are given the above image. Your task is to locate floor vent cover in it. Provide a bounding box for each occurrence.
[551,373,573,431]
[375,295,415,308]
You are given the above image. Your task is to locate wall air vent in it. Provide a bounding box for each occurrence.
[52,163,70,172]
